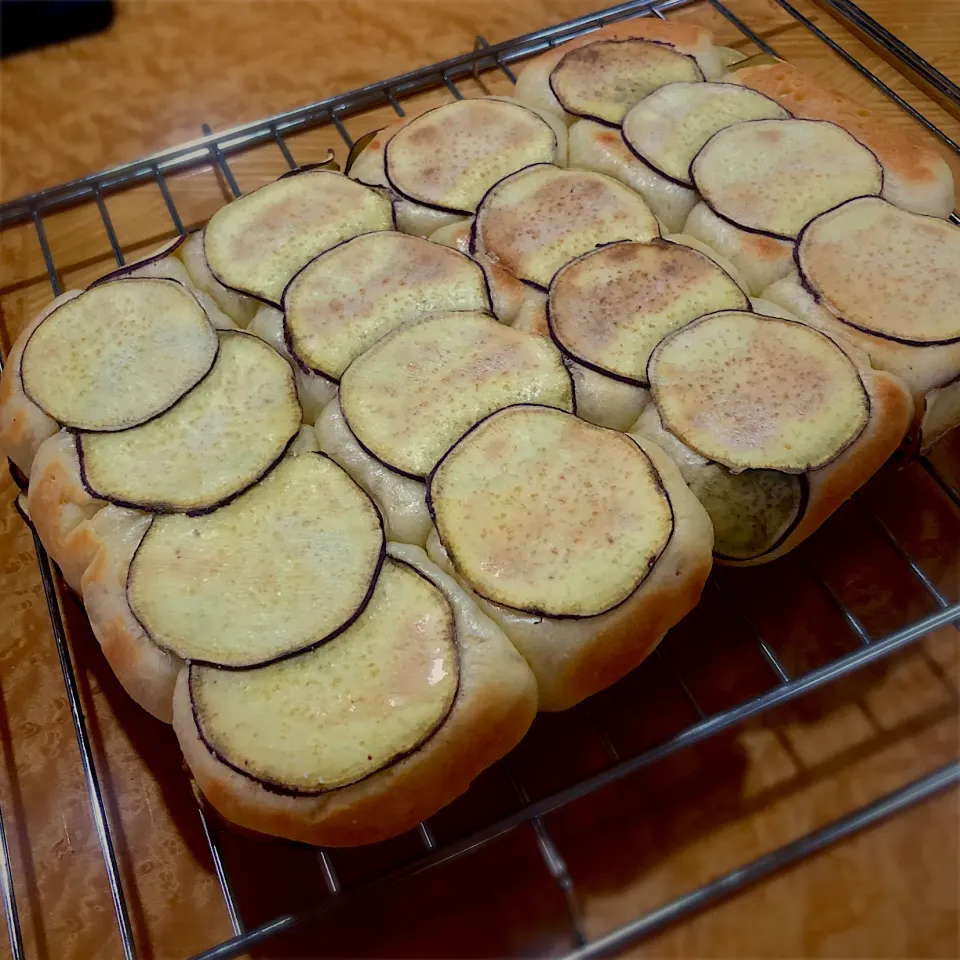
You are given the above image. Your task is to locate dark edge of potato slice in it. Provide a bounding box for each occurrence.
[794,198,960,347]
[712,471,809,562]
[188,554,459,796]
[88,234,188,287]
[645,310,872,474]
[7,458,27,492]
[425,403,675,620]
[77,427,301,517]
[689,119,884,243]
[621,127,693,191]
[545,239,750,387]
[383,100,559,216]
[203,171,398,307]
[277,152,341,178]
[345,130,382,176]
[547,38,704,128]
[280,234,493,383]
[128,450,388,669]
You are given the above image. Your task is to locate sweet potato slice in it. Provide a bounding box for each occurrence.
[284,231,490,380]
[21,279,217,431]
[691,119,882,239]
[203,171,393,305]
[428,405,673,617]
[473,164,659,289]
[549,40,703,125]
[622,81,787,186]
[340,311,573,478]
[384,99,558,214]
[649,311,869,472]
[128,452,385,667]
[797,197,960,345]
[189,557,457,793]
[548,239,747,385]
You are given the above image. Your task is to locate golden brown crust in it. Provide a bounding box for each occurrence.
[25,431,107,592]
[683,202,794,295]
[174,543,538,846]
[428,437,713,710]
[731,63,955,218]
[80,508,181,723]
[0,292,83,477]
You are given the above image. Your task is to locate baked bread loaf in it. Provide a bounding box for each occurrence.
[2,15,955,846]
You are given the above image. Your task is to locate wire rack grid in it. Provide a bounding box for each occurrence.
[0,0,958,957]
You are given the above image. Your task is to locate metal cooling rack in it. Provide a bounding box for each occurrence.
[0,0,959,957]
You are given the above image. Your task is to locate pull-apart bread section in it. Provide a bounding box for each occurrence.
[471,163,660,314]
[537,238,747,431]
[349,96,567,237]
[175,540,537,846]
[684,62,955,294]
[426,405,713,710]
[151,450,535,845]
[513,21,727,122]
[762,197,960,452]
[633,311,912,563]
[3,257,537,845]
[317,311,574,545]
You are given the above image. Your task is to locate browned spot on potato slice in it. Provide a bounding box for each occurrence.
[649,310,868,472]
[550,40,703,125]
[798,197,960,345]
[548,239,747,385]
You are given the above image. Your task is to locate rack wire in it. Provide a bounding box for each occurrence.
[0,0,958,957]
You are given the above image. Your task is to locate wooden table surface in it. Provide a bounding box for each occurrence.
[0,1,958,958]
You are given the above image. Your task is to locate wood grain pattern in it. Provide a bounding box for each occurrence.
[0,1,957,958]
